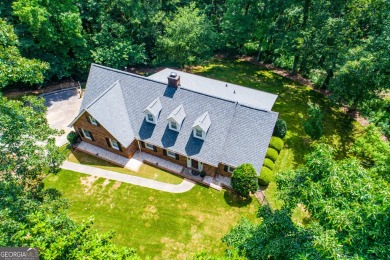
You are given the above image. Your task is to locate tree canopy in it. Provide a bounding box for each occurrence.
[231,163,258,198]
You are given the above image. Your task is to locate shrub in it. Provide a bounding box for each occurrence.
[258,167,274,186]
[67,131,79,145]
[231,163,259,198]
[273,119,287,139]
[266,148,278,162]
[269,136,284,152]
[263,158,275,170]
[200,171,206,178]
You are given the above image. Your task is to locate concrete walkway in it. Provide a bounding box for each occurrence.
[61,161,195,193]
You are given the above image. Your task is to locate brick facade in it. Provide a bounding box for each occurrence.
[74,112,224,177]
[73,112,139,158]
[217,163,233,177]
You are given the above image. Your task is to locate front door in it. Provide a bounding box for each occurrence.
[191,159,199,169]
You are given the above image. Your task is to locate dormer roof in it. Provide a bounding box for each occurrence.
[192,112,211,132]
[167,104,186,125]
[144,97,162,116]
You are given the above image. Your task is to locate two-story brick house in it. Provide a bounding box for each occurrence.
[70,64,278,177]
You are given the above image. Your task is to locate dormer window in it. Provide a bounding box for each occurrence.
[170,121,177,130]
[146,113,154,123]
[144,97,162,124]
[192,112,211,140]
[167,105,186,132]
[195,128,203,138]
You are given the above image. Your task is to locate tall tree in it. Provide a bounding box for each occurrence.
[156,3,217,67]
[0,18,48,88]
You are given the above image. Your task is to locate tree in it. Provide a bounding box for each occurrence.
[0,18,48,88]
[276,144,390,258]
[156,3,217,67]
[0,95,65,192]
[273,118,287,139]
[223,207,317,259]
[231,163,258,197]
[303,102,323,139]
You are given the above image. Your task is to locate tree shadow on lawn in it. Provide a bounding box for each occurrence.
[223,190,252,208]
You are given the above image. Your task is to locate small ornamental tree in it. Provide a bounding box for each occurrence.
[231,163,259,198]
[303,102,324,140]
[273,119,287,139]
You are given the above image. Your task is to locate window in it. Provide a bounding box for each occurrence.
[170,121,177,130]
[145,143,154,150]
[227,166,235,173]
[167,150,176,158]
[110,139,120,150]
[146,113,154,123]
[82,129,93,140]
[89,116,98,126]
[195,129,203,138]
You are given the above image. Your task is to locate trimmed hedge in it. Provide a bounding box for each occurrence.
[67,131,79,145]
[273,119,287,139]
[270,136,284,152]
[263,158,275,170]
[258,167,274,186]
[266,148,278,162]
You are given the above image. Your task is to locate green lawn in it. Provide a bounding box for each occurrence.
[190,58,363,207]
[68,148,183,184]
[44,170,259,259]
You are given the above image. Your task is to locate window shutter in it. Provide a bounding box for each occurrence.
[175,154,179,160]
[89,132,95,141]
[118,142,123,152]
[78,128,84,138]
[87,115,92,124]
[163,149,167,156]
[153,146,157,152]
[224,165,228,172]
[140,141,145,148]
[106,138,111,148]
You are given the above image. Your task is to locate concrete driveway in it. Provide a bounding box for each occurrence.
[42,88,83,146]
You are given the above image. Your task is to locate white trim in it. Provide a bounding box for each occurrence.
[193,127,204,140]
[145,143,154,150]
[82,128,92,140]
[109,138,120,150]
[167,150,176,158]
[168,119,180,131]
[145,112,155,124]
[186,157,192,167]
[227,166,235,173]
[89,115,98,126]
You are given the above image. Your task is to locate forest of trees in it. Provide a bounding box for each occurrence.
[1,0,388,135]
[0,0,389,259]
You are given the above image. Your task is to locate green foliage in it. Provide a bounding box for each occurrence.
[223,208,317,259]
[67,131,79,145]
[156,3,217,67]
[269,136,284,151]
[276,143,390,258]
[273,119,287,139]
[303,102,324,140]
[258,167,274,186]
[262,158,275,170]
[0,19,48,88]
[231,163,258,197]
[0,178,141,259]
[265,148,278,162]
[0,95,65,191]
[361,98,390,138]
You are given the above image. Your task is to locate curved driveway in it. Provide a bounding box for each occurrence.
[61,161,195,193]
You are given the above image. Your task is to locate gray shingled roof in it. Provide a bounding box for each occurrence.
[167,104,186,125]
[144,97,162,117]
[75,64,278,173]
[148,68,278,111]
[192,112,211,133]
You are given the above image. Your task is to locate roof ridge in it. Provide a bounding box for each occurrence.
[85,80,120,109]
[91,63,168,86]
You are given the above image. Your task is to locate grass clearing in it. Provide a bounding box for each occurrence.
[68,148,183,184]
[44,170,259,259]
[190,58,363,207]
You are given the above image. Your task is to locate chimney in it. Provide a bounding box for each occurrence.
[168,72,181,88]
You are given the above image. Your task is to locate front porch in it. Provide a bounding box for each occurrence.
[74,141,231,190]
